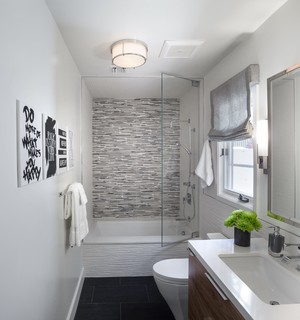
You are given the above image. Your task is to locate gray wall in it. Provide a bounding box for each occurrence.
[92,98,180,218]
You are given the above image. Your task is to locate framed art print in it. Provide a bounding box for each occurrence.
[57,125,68,174]
[43,114,57,179]
[17,100,43,187]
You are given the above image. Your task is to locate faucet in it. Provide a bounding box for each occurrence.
[285,243,300,249]
[282,255,300,262]
[282,243,300,263]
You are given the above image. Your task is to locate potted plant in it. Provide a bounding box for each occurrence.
[224,209,262,247]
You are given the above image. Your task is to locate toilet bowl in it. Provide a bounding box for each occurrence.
[153,233,226,320]
[153,258,188,320]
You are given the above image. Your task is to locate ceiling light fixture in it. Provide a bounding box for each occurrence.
[111,39,148,69]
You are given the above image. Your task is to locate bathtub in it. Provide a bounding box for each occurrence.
[84,218,194,244]
[83,218,195,277]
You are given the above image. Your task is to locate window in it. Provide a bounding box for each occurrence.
[217,84,257,206]
[219,139,254,199]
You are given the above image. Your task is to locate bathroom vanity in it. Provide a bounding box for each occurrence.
[188,238,300,320]
[189,252,244,319]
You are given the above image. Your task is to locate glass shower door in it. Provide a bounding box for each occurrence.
[161,73,200,246]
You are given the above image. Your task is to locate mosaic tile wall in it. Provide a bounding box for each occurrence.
[92,98,180,218]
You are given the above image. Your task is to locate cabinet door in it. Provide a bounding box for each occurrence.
[188,254,244,320]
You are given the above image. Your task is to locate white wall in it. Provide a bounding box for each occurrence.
[200,0,300,240]
[0,1,83,319]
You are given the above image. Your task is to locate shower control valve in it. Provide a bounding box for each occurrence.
[186,193,192,205]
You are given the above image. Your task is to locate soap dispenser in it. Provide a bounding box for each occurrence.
[268,226,285,257]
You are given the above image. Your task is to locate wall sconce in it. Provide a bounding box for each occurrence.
[111,39,148,69]
[257,119,268,174]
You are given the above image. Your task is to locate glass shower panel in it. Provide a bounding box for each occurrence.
[161,73,200,246]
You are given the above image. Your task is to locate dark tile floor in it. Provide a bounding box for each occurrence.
[75,276,175,320]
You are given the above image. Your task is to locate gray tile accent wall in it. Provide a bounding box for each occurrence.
[92,98,180,218]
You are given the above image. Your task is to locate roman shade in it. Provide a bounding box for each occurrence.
[208,64,259,141]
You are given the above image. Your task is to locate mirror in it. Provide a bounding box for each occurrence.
[268,64,300,227]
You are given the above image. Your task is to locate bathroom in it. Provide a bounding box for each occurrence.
[2,0,300,319]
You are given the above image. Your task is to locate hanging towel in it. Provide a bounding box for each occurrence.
[64,182,89,247]
[195,140,214,188]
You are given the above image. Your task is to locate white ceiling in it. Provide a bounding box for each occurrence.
[45,0,288,98]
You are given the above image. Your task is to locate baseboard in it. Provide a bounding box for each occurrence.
[66,267,85,320]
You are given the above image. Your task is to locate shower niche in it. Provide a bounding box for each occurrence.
[91,73,200,245]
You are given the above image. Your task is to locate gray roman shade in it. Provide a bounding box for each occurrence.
[208,64,259,141]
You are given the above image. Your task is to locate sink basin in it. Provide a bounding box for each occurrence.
[219,253,300,305]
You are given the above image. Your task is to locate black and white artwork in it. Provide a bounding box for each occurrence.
[43,114,57,178]
[17,101,43,187]
[57,126,68,174]
[68,129,74,169]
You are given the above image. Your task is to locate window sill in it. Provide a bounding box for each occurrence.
[216,191,253,211]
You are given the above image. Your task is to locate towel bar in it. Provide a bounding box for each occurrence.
[59,190,69,197]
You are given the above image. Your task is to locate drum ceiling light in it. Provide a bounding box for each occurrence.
[111,39,148,69]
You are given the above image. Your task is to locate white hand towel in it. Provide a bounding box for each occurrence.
[77,183,88,205]
[64,182,89,247]
[195,140,214,188]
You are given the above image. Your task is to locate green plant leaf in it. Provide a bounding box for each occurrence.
[224,209,262,232]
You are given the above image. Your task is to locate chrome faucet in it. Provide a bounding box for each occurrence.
[285,243,300,249]
[282,255,300,262]
[282,243,300,263]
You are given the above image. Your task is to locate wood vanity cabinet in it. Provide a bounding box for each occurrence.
[188,253,244,320]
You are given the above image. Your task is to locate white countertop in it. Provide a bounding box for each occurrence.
[188,238,300,320]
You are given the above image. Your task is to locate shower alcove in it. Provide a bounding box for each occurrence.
[82,74,202,276]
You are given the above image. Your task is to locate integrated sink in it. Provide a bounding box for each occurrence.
[219,253,300,305]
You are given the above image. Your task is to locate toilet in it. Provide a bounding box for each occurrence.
[153,233,227,320]
[153,258,188,320]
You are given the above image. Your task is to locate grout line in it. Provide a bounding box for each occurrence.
[145,284,151,303]
[91,285,95,303]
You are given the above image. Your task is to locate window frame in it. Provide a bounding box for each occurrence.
[216,84,258,210]
[217,140,254,209]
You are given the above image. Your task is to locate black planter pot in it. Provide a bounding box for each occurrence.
[234,227,250,247]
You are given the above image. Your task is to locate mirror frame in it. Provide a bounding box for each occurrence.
[267,65,300,228]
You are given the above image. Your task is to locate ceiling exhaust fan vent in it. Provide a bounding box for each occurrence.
[159,40,204,59]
